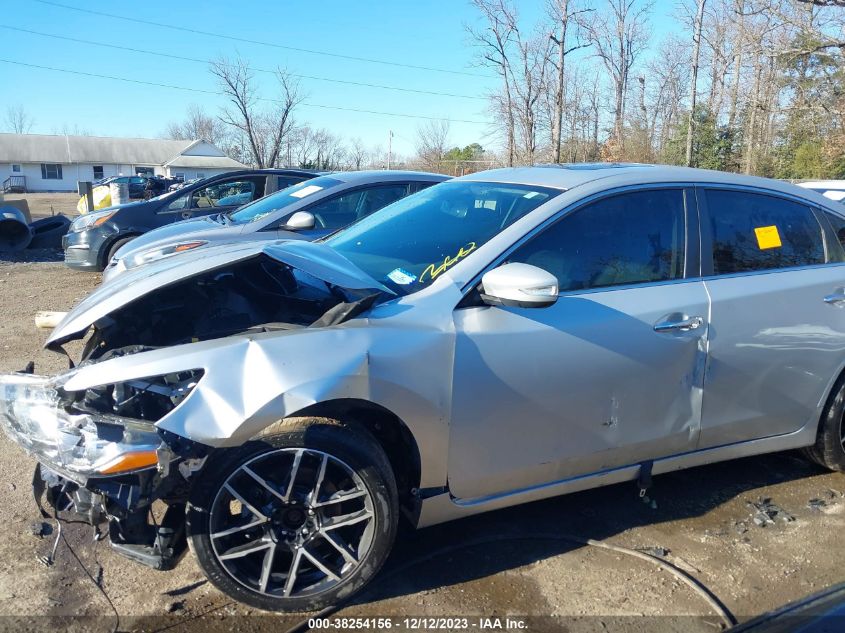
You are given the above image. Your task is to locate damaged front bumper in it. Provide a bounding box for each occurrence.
[0,372,165,482]
[0,371,206,571]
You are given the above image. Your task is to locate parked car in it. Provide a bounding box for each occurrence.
[63,169,320,272]
[5,164,845,612]
[92,175,149,199]
[103,171,448,281]
[797,180,845,204]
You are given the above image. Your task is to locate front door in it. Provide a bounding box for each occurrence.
[448,187,710,500]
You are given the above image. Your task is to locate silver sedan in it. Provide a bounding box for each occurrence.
[2,163,845,612]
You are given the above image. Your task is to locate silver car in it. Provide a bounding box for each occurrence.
[104,170,448,282]
[3,164,845,612]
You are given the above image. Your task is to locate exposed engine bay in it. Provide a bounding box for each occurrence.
[77,254,380,362]
[10,249,386,573]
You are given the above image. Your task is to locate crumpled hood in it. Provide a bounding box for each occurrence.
[47,239,392,347]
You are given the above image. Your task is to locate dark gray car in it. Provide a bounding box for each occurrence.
[63,168,320,272]
[104,170,449,280]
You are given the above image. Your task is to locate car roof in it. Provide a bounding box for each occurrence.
[457,163,826,199]
[326,170,450,184]
[206,168,323,180]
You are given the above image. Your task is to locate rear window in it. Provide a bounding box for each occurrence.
[705,189,826,275]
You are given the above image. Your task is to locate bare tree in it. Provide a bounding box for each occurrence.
[584,0,654,146]
[468,0,520,166]
[5,104,34,134]
[547,0,591,162]
[349,137,369,169]
[415,119,451,168]
[210,57,303,168]
[685,0,708,165]
[166,104,230,147]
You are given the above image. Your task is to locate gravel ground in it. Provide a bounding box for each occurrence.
[0,258,843,632]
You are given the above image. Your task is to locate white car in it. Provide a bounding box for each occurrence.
[797,180,845,203]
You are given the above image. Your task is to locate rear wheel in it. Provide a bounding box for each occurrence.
[186,418,398,612]
[805,376,845,471]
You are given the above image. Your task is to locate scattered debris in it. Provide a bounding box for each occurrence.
[28,521,51,538]
[166,600,184,613]
[747,497,795,527]
[733,521,749,535]
[637,546,670,558]
[808,498,828,513]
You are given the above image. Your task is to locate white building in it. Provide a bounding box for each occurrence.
[0,133,247,193]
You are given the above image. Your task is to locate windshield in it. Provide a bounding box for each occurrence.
[326,180,561,295]
[228,176,343,225]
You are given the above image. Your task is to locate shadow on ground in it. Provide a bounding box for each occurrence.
[356,451,832,605]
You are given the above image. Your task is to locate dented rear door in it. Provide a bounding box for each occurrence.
[447,186,709,500]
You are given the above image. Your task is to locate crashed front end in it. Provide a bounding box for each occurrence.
[0,239,392,572]
[0,368,206,569]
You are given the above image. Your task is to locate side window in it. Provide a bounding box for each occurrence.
[307,190,367,229]
[277,176,305,190]
[357,184,410,219]
[191,180,257,209]
[508,189,686,293]
[163,191,190,212]
[705,189,825,275]
[823,210,845,262]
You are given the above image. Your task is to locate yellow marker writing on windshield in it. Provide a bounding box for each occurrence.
[420,242,477,282]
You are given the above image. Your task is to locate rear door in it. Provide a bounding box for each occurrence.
[698,187,845,448]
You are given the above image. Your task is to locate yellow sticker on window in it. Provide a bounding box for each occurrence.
[754,225,782,250]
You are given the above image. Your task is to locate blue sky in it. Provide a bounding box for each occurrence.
[1,0,677,157]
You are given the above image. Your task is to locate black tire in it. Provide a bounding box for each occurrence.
[186,417,398,612]
[28,215,71,249]
[103,236,135,270]
[805,375,845,471]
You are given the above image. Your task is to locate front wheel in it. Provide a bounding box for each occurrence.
[186,418,398,612]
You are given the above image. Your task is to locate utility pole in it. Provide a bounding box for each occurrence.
[386,130,393,169]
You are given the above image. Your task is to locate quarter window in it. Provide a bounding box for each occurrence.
[705,189,825,275]
[40,163,63,180]
[507,189,686,292]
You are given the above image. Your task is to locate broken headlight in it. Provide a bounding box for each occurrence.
[0,370,202,479]
[122,241,208,271]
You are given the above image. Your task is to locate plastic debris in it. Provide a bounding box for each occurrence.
[746,497,795,527]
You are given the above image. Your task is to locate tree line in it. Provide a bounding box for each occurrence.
[470,0,845,179]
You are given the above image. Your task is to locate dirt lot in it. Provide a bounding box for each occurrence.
[1,192,81,222]
[0,257,844,632]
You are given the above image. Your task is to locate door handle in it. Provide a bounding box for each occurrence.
[653,315,705,333]
[824,287,845,305]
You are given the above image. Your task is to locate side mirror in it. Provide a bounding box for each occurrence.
[480,263,559,308]
[282,211,316,230]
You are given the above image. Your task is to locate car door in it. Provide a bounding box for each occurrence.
[697,187,845,449]
[448,187,710,500]
[186,176,265,219]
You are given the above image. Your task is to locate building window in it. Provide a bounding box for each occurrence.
[173,172,185,180]
[93,165,104,180]
[196,172,204,179]
[11,164,21,173]
[40,163,63,180]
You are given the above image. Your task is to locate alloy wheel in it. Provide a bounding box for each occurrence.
[209,448,375,599]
